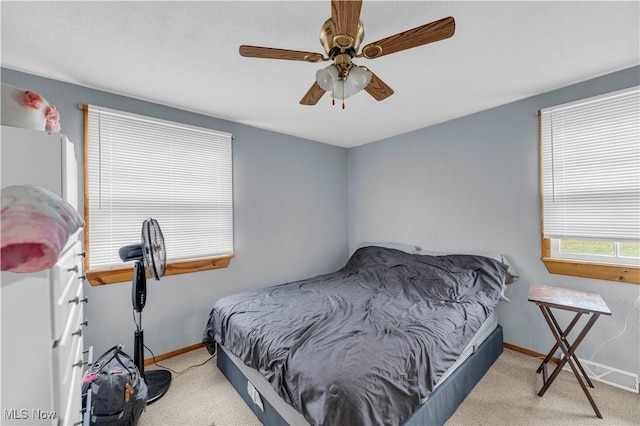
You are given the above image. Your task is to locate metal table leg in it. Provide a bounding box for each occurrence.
[536,306,603,418]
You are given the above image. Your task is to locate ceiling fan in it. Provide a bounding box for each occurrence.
[239,0,455,108]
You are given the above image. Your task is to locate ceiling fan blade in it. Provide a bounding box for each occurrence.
[239,45,324,62]
[300,82,326,105]
[331,0,363,47]
[361,16,455,58]
[364,71,394,101]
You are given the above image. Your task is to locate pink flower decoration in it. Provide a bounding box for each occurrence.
[44,105,59,121]
[44,105,61,132]
[45,120,61,133]
[22,91,45,110]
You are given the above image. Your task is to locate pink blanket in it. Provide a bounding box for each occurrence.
[1,185,84,273]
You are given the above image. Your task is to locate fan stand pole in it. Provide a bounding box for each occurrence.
[132,260,171,404]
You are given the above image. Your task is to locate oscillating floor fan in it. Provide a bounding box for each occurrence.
[118,218,170,404]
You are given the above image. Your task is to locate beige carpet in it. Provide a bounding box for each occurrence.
[138,347,639,426]
[138,348,261,426]
[446,350,639,426]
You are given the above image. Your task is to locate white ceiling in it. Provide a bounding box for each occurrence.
[1,1,638,148]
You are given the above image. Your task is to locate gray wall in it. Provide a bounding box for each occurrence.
[1,68,349,356]
[3,66,639,379]
[348,66,640,377]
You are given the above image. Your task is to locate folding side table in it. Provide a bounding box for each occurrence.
[527,285,611,418]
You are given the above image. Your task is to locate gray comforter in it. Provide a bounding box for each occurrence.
[203,246,507,426]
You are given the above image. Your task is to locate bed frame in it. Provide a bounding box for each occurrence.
[216,324,503,426]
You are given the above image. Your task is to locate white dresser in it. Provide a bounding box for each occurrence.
[1,125,88,425]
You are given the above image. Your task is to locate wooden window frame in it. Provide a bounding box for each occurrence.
[81,105,233,286]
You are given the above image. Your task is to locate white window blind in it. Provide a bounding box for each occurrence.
[86,105,233,270]
[540,86,640,242]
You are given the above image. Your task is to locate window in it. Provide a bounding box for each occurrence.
[82,105,233,285]
[552,240,640,266]
[539,86,640,284]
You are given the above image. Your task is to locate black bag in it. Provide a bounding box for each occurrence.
[82,345,148,425]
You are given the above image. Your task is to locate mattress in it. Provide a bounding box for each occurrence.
[430,309,497,394]
[218,309,499,426]
[204,247,508,425]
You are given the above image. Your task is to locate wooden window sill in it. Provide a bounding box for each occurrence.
[86,253,234,286]
[541,238,639,284]
[541,257,640,285]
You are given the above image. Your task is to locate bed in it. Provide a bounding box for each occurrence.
[203,246,509,425]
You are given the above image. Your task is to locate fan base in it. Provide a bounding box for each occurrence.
[320,18,364,55]
[145,369,172,404]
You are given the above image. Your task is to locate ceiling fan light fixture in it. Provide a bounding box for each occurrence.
[316,64,339,92]
[315,64,372,102]
[349,65,372,91]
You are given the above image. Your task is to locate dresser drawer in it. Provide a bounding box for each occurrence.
[52,240,81,299]
[58,337,84,426]
[53,300,84,386]
[53,279,84,343]
[52,239,84,341]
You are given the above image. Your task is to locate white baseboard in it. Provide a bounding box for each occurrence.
[560,354,639,393]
